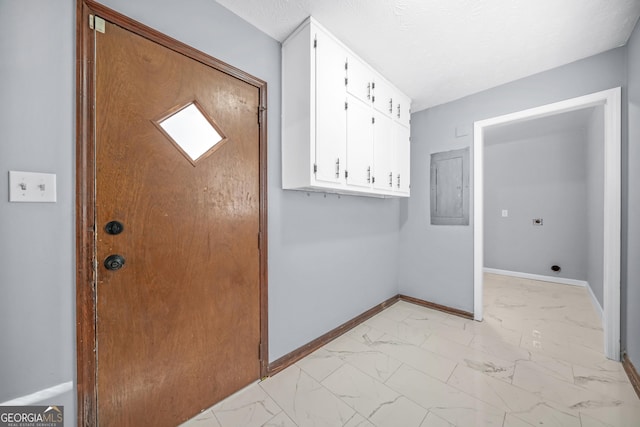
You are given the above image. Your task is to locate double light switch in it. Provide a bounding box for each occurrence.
[8,171,57,203]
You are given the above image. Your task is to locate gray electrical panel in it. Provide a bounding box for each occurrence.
[430,148,470,225]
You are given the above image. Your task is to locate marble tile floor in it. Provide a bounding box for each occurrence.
[181,274,640,427]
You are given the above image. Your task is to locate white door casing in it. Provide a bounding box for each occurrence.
[473,87,621,361]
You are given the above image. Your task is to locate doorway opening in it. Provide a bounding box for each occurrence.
[473,87,621,360]
[76,1,269,425]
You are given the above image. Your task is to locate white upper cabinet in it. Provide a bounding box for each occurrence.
[346,54,374,105]
[372,111,394,191]
[282,17,411,197]
[346,95,374,189]
[395,92,411,128]
[372,78,395,116]
[314,27,347,185]
[394,123,411,194]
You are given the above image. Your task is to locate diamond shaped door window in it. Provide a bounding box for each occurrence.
[155,101,227,165]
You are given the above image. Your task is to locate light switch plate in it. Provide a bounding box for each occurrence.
[9,171,57,202]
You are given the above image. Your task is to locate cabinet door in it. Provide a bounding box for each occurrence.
[346,54,373,105]
[314,29,347,185]
[395,92,411,128]
[346,95,373,189]
[394,123,410,194]
[372,111,394,191]
[372,78,394,116]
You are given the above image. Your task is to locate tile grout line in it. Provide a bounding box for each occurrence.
[185,275,640,426]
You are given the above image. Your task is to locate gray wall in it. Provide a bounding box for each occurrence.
[626,17,640,367]
[587,106,605,306]
[399,47,627,313]
[0,0,75,404]
[484,130,588,281]
[269,192,399,359]
[0,0,400,419]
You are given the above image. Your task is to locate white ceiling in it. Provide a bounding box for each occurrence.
[214,0,640,112]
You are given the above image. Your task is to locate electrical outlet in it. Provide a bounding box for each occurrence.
[9,171,57,202]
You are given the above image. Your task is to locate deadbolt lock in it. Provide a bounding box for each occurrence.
[104,254,125,271]
[105,220,124,235]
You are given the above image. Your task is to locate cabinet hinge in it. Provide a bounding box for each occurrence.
[345,77,348,86]
[372,117,375,124]
[258,232,261,249]
[313,163,317,174]
[345,170,349,178]
[345,101,348,110]
[372,176,376,184]
[345,61,348,70]
[313,38,317,48]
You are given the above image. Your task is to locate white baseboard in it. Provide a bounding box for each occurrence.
[585,280,604,321]
[484,268,604,321]
[484,268,588,287]
[0,381,73,406]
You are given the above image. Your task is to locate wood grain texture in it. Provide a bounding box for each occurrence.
[75,2,97,426]
[76,1,269,425]
[96,22,260,426]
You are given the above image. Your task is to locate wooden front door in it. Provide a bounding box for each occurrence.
[78,5,267,426]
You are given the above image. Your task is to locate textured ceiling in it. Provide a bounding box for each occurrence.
[215,0,640,112]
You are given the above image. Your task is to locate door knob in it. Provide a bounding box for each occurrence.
[105,220,124,235]
[104,254,125,271]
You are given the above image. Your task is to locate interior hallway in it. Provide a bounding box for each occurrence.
[181,274,640,427]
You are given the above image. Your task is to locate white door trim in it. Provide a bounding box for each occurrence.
[473,87,621,360]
